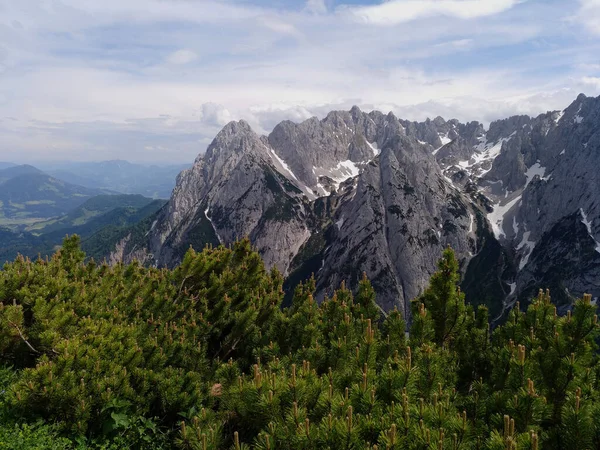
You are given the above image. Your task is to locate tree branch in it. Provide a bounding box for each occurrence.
[8,321,39,354]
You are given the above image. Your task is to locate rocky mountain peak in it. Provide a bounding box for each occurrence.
[486,115,532,143]
[106,93,600,320]
[349,105,362,118]
[432,116,446,127]
[267,109,386,195]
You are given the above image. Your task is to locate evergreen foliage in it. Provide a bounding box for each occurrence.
[0,236,599,448]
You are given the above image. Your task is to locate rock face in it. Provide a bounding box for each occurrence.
[435,93,600,310]
[108,93,600,318]
[309,133,476,316]
[141,120,313,275]
[109,107,482,317]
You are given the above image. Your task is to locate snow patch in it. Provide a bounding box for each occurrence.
[439,133,452,146]
[336,217,345,229]
[313,160,362,194]
[315,183,328,197]
[487,194,521,239]
[508,282,517,296]
[433,134,452,155]
[269,149,296,181]
[267,146,316,199]
[441,171,458,189]
[517,231,535,270]
[144,220,158,237]
[457,133,514,178]
[573,104,583,124]
[468,213,474,233]
[335,160,360,180]
[367,141,381,156]
[204,207,223,244]
[524,162,550,186]
[559,149,565,156]
[580,208,600,254]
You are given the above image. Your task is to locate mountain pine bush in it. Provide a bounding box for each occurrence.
[0,237,599,449]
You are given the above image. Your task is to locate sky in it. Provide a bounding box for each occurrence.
[1,0,599,164]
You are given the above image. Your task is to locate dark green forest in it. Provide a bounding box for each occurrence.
[1,237,599,449]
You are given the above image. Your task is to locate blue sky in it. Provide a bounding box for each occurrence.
[1,0,599,163]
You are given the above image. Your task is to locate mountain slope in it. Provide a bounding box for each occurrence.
[0,164,43,183]
[107,109,483,316]
[0,196,166,264]
[287,132,478,315]
[0,171,112,223]
[0,162,16,170]
[0,227,49,263]
[101,93,600,317]
[40,160,189,199]
[113,120,313,272]
[27,194,156,234]
[432,94,600,311]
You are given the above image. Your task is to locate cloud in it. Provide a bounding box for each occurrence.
[342,0,525,26]
[247,104,315,133]
[0,0,599,163]
[574,0,600,35]
[166,49,198,65]
[434,39,473,49]
[305,0,328,15]
[258,17,303,38]
[47,0,265,26]
[581,76,600,90]
[198,103,232,127]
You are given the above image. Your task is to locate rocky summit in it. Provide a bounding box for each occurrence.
[108,94,600,320]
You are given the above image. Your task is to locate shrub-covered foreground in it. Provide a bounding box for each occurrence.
[1,236,599,449]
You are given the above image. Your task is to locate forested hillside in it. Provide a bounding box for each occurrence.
[0,195,167,265]
[0,238,599,449]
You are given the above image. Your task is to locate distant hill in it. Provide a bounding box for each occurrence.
[80,203,165,262]
[0,194,167,263]
[0,168,113,225]
[0,164,42,183]
[40,160,188,199]
[27,194,156,234]
[42,198,166,245]
[0,162,16,170]
[0,227,49,263]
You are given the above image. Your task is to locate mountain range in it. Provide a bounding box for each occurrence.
[0,162,172,263]
[0,164,115,225]
[0,194,166,264]
[37,160,189,199]
[7,94,600,321]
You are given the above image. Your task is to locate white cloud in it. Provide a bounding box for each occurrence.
[198,103,232,126]
[342,0,525,26]
[248,104,315,133]
[44,0,265,26]
[575,0,600,35]
[435,38,473,49]
[167,49,198,65]
[581,76,600,90]
[258,17,303,38]
[0,0,599,163]
[305,0,328,15]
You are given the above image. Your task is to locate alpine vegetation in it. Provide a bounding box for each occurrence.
[1,237,599,449]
